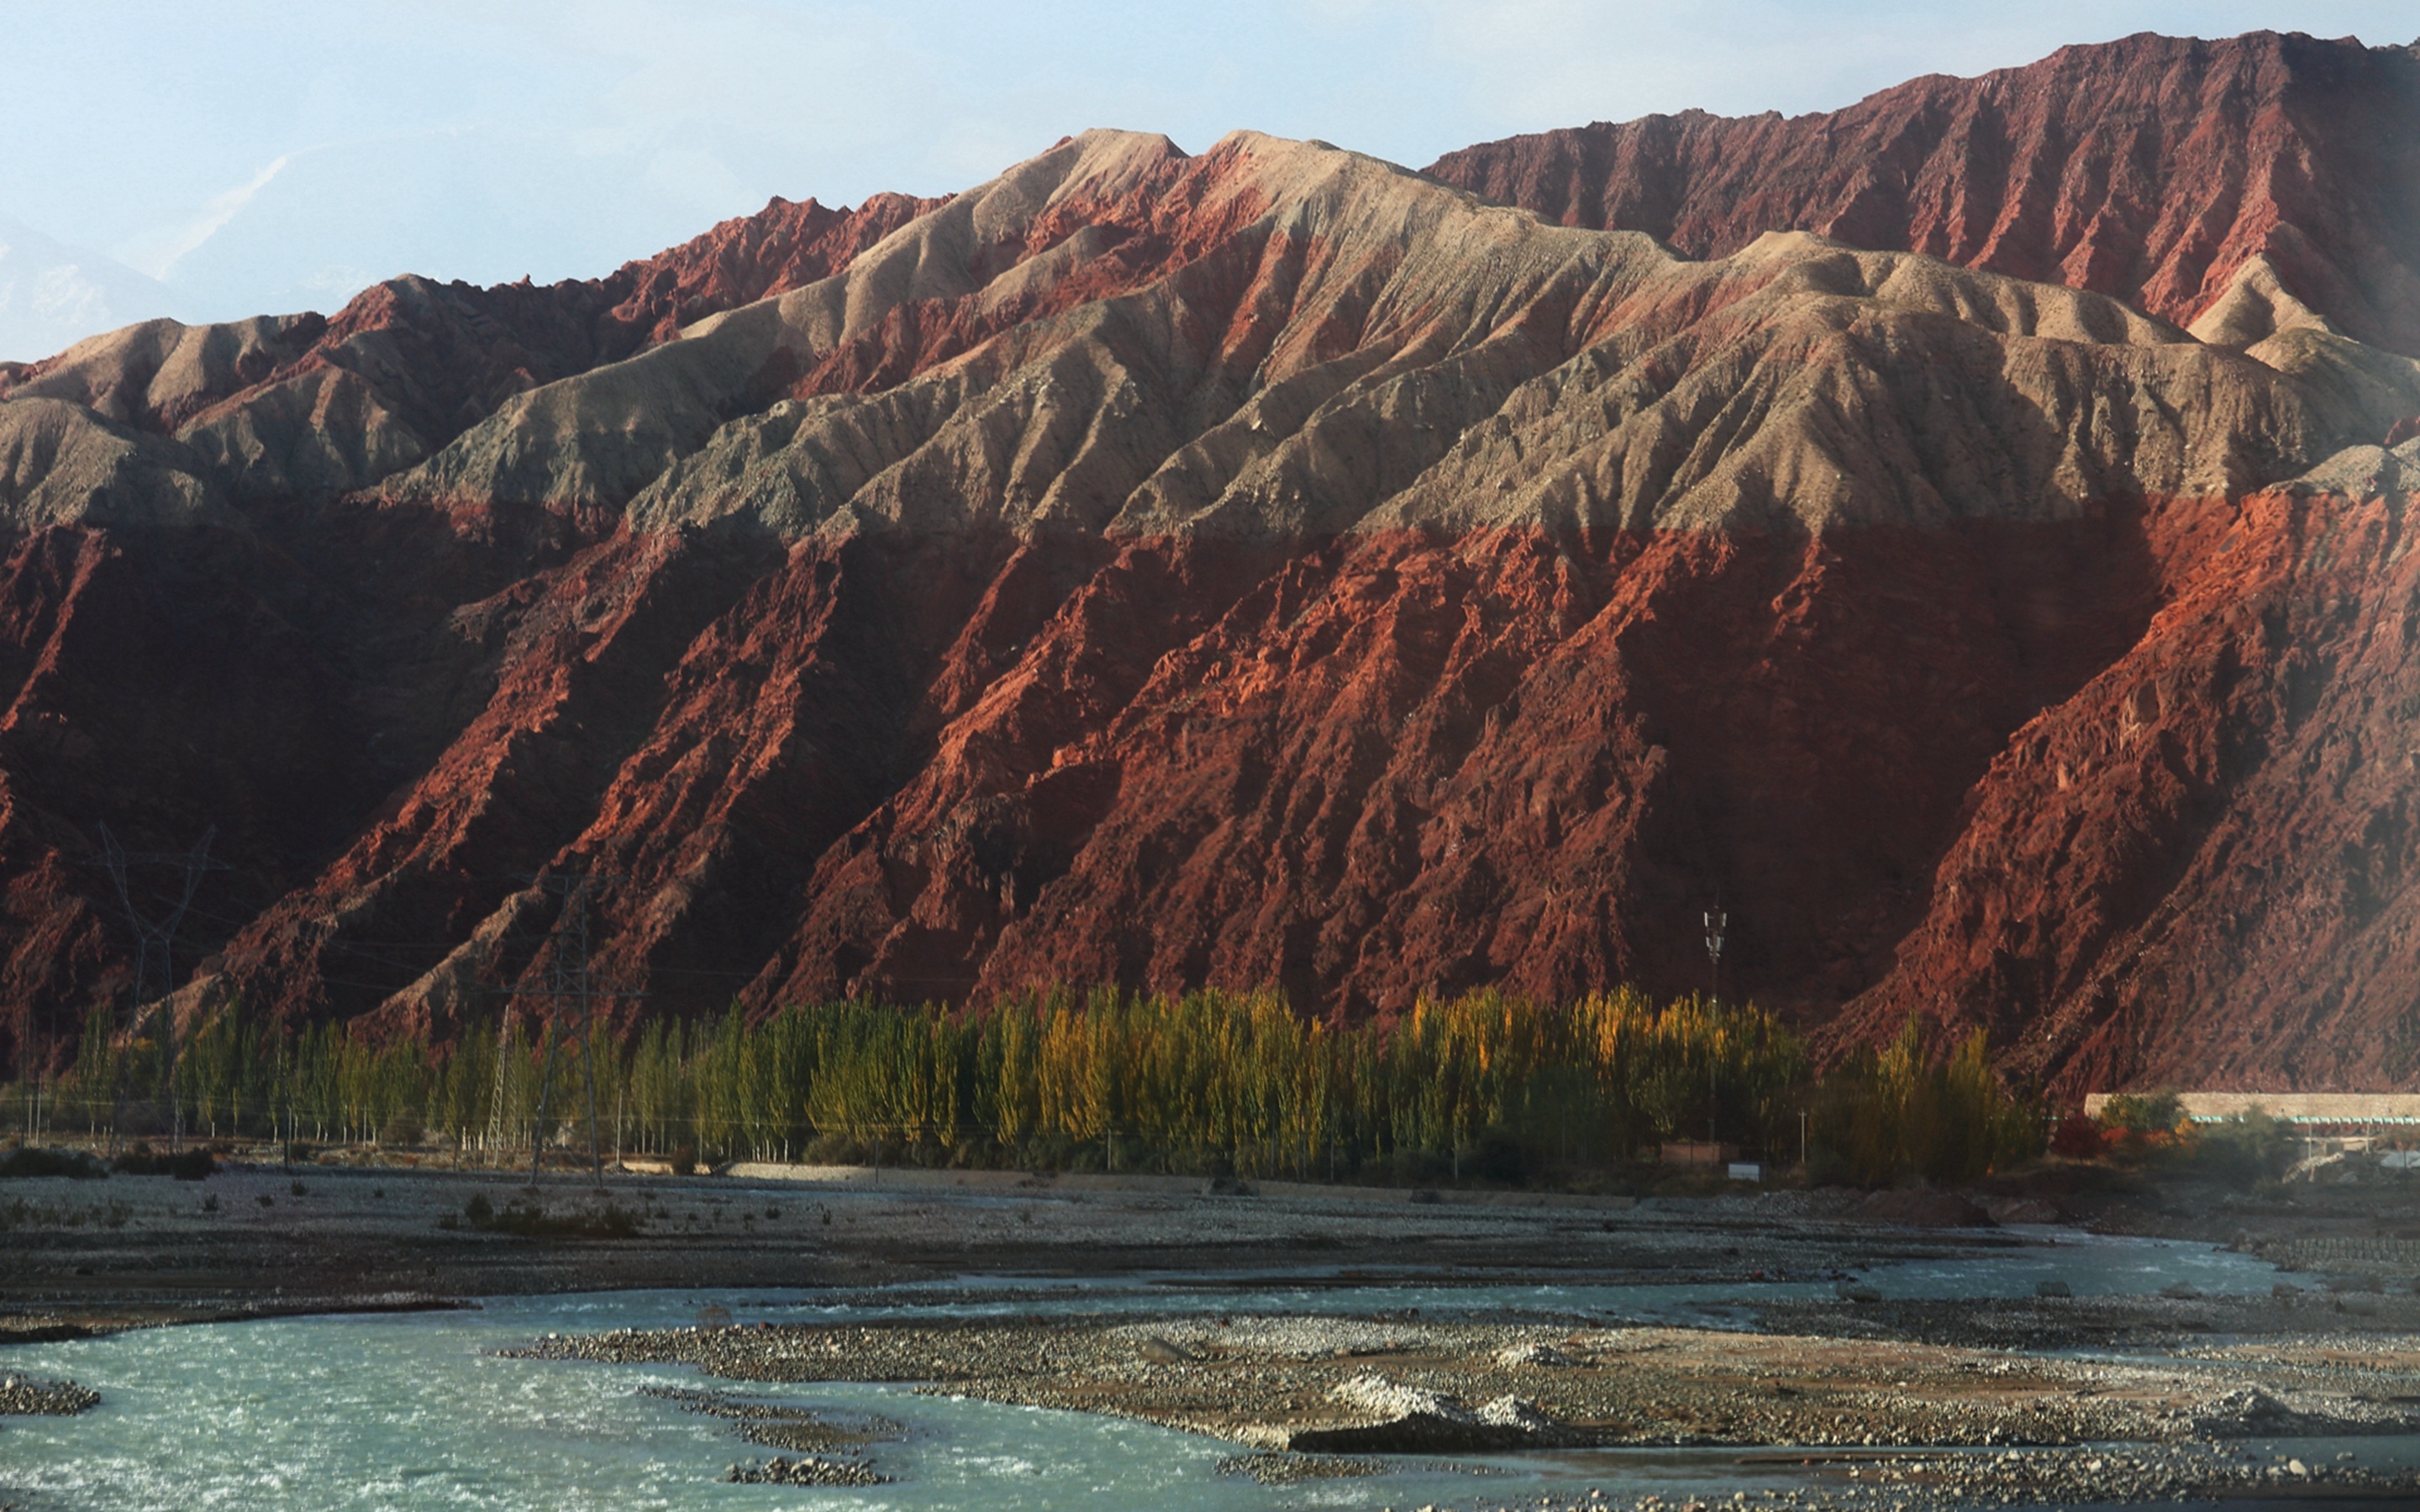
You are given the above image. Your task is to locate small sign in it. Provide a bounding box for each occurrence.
[1728,1162,1764,1181]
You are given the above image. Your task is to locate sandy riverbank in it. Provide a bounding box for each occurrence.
[7,1152,2420,1334]
[0,1155,2008,1337]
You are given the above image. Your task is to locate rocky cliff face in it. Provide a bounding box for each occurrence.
[1427,31,2420,360]
[5,33,2420,1095]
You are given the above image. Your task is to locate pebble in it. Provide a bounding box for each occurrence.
[0,1375,99,1415]
[724,1453,887,1486]
[1215,1451,1390,1483]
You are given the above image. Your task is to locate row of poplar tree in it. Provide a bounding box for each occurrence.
[9,986,2044,1185]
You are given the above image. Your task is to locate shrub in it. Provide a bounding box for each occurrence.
[2098,1089,2184,1136]
[0,1147,109,1180]
[1465,1129,1528,1186]
[464,1193,493,1225]
[2049,1112,2106,1159]
[803,1133,864,1166]
[468,1197,644,1238]
[1811,1021,2044,1185]
[113,1148,217,1179]
[2181,1110,2297,1185]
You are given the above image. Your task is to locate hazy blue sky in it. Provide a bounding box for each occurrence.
[3,1,2415,355]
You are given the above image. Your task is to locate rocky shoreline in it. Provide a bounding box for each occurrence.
[511,1307,2420,1504]
[1493,1444,2420,1512]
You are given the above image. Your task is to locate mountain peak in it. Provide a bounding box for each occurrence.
[1425,29,2420,359]
[0,214,188,364]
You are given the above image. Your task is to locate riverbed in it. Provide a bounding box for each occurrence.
[9,1235,2420,1511]
[0,1290,1825,1511]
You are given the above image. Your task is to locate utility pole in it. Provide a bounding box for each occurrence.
[497,869,641,1189]
[1703,900,1727,1152]
[95,824,227,1153]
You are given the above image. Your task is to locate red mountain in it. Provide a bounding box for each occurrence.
[4,32,2419,1098]
[1427,30,2420,359]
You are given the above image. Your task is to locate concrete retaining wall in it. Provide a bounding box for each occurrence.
[2084,1092,2420,1123]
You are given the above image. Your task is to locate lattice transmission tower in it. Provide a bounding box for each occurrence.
[490,868,641,1186]
[94,824,227,1153]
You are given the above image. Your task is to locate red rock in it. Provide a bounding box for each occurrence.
[1835,480,2420,1095]
[1426,32,2420,357]
[3,40,2420,1105]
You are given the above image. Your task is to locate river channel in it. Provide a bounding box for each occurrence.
[0,1233,2390,1510]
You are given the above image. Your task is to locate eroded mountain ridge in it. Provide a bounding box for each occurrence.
[3,30,2418,1094]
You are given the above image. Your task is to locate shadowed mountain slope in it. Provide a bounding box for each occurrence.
[6,35,2420,1098]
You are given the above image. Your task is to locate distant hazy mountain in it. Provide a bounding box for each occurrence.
[0,214,187,362]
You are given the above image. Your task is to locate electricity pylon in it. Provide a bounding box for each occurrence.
[95,824,227,1152]
[495,869,642,1186]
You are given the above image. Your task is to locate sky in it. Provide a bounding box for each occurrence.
[1,0,2415,360]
